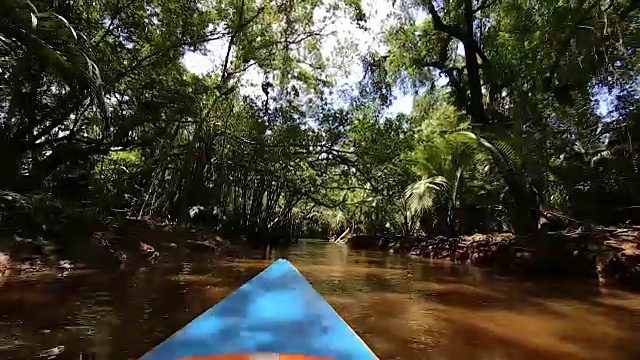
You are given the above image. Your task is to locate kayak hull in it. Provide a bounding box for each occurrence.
[140,259,378,360]
[176,355,334,359]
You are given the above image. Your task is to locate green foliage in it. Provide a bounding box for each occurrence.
[0,191,33,236]
[1,0,108,120]
[404,176,448,215]
[94,151,145,214]
[0,190,90,240]
[379,0,640,238]
[459,131,540,237]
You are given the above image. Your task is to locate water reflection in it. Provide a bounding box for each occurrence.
[0,239,639,359]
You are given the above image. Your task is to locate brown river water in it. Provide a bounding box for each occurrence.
[2,239,640,360]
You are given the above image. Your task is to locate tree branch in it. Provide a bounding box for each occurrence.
[220,0,246,84]
[426,2,464,39]
[94,0,136,46]
[473,0,500,14]
[602,0,615,13]
[108,32,230,88]
[426,1,488,64]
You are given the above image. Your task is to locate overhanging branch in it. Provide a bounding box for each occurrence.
[473,0,500,14]
[426,1,489,65]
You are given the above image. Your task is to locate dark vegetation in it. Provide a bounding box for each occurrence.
[1,0,640,286]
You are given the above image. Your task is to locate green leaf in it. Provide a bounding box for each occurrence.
[53,14,77,40]
[25,0,37,14]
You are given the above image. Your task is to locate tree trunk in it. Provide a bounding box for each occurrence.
[462,0,485,125]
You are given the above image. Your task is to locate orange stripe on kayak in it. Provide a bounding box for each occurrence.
[177,355,335,360]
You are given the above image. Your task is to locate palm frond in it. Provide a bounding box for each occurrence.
[1,0,109,121]
[458,131,522,173]
[458,131,541,236]
[404,176,448,215]
[590,149,613,167]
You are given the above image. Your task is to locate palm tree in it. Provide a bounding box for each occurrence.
[1,0,108,191]
[402,176,448,236]
[1,0,108,120]
[410,98,483,237]
[460,131,541,239]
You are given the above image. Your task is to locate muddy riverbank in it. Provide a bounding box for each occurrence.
[0,218,259,283]
[339,226,640,289]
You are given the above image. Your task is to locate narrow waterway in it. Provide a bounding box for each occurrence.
[2,239,640,359]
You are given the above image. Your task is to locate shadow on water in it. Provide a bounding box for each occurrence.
[1,239,640,359]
